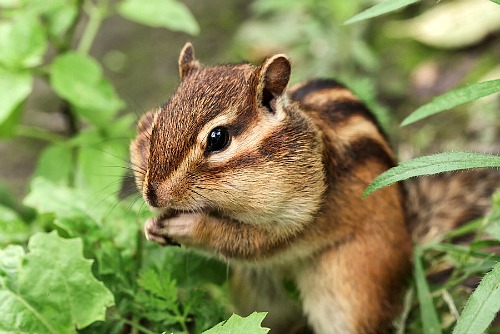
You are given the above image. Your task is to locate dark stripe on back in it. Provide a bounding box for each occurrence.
[325,137,396,187]
[292,79,388,140]
[290,79,345,101]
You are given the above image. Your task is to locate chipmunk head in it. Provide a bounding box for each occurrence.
[131,43,325,232]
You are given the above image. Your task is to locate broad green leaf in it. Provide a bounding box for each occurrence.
[0,232,114,333]
[344,0,420,25]
[24,177,103,222]
[26,0,79,38]
[0,68,32,126]
[413,246,442,334]
[492,0,500,4]
[203,312,270,334]
[364,152,500,196]
[0,204,29,246]
[453,262,500,334]
[33,144,73,186]
[50,53,125,127]
[401,79,500,126]
[0,13,47,68]
[117,0,200,35]
[74,129,129,200]
[24,177,141,255]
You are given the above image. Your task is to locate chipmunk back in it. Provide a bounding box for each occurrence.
[130,43,500,334]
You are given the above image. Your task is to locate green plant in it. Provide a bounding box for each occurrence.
[0,0,265,333]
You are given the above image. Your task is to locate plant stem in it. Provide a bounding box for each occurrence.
[77,0,109,55]
[15,125,66,143]
[60,100,79,136]
[117,317,158,334]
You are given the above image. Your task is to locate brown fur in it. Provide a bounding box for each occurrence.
[130,43,499,334]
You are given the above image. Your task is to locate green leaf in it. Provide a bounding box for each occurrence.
[26,0,79,38]
[364,152,500,196]
[24,177,103,222]
[491,0,500,5]
[0,68,32,126]
[74,128,129,200]
[413,246,442,334]
[0,204,29,246]
[203,312,270,334]
[117,0,200,35]
[401,79,500,126]
[453,262,500,334]
[344,0,420,25]
[0,13,47,68]
[33,144,73,186]
[0,232,114,333]
[50,53,125,127]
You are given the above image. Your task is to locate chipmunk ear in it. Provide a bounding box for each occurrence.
[178,42,200,80]
[256,54,291,112]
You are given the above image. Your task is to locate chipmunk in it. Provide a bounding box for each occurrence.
[130,43,500,334]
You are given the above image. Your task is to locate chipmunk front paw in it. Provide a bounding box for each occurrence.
[144,213,202,246]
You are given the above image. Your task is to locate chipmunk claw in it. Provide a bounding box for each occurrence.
[144,216,180,246]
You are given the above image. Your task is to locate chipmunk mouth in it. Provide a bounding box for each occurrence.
[152,206,226,220]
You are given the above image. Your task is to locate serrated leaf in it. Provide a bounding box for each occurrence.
[0,232,114,333]
[138,268,177,302]
[364,152,500,196]
[203,312,269,334]
[117,0,199,35]
[453,262,500,334]
[50,53,125,127]
[413,246,442,334]
[344,0,420,25]
[401,79,500,126]
[0,68,32,126]
[0,13,47,68]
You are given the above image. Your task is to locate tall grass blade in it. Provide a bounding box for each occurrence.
[344,0,420,25]
[414,246,443,334]
[452,262,500,334]
[401,79,500,126]
[364,152,500,196]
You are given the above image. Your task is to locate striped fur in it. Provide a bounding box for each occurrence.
[130,43,499,334]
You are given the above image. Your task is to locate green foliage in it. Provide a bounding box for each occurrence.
[452,262,500,334]
[51,53,125,127]
[413,246,442,334]
[401,79,500,126]
[344,0,420,25]
[364,152,500,196]
[117,0,200,35]
[0,0,242,333]
[202,312,270,334]
[0,232,114,333]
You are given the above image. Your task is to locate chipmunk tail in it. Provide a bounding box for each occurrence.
[405,168,500,243]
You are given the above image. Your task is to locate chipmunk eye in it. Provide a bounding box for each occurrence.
[206,126,230,153]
